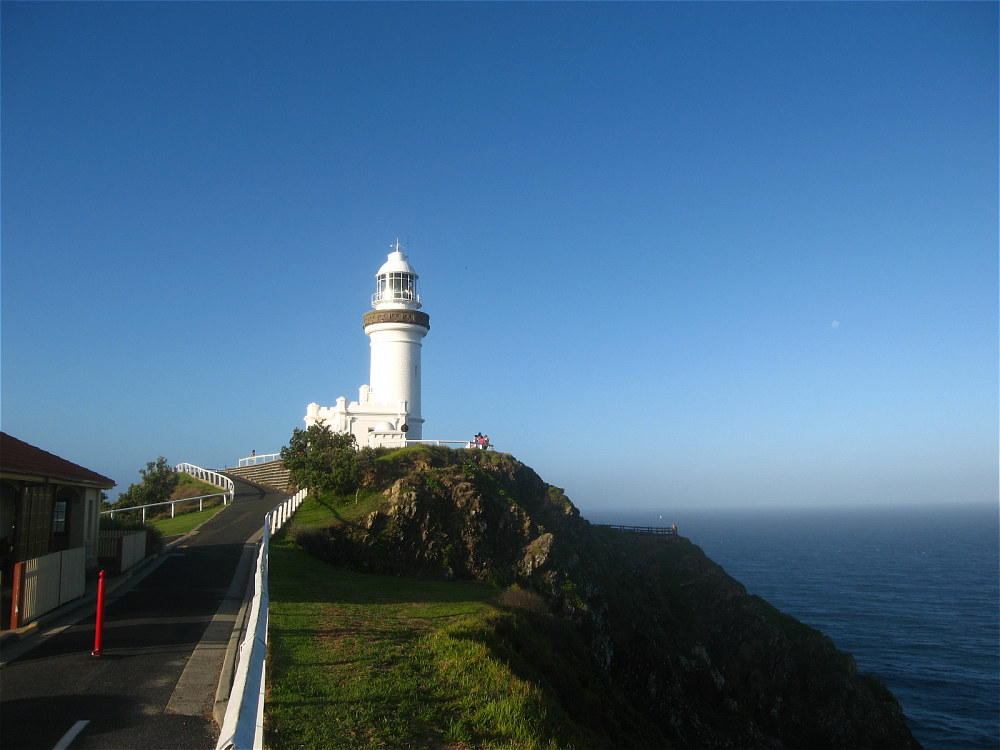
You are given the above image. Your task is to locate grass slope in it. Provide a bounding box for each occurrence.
[145,472,230,535]
[172,472,225,500]
[149,504,226,536]
[265,492,660,750]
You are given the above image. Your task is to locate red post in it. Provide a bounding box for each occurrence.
[92,570,106,657]
[9,561,24,629]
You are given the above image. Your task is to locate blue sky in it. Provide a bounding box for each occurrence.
[2,2,996,514]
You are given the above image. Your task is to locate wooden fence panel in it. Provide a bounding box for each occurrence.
[59,547,85,603]
[17,548,86,625]
[120,532,146,573]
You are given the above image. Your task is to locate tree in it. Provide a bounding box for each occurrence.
[281,424,361,495]
[113,456,180,510]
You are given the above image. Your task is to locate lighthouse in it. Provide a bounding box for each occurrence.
[305,240,430,447]
[364,241,431,437]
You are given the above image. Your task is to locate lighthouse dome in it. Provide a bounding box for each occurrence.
[376,251,418,278]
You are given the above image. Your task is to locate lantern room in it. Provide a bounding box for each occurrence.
[372,240,422,310]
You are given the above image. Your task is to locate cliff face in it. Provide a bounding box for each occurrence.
[294,446,921,749]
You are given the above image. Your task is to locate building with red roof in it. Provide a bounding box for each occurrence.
[1,433,115,628]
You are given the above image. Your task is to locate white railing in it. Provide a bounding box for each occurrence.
[101,492,230,523]
[406,439,494,450]
[238,453,281,468]
[216,488,307,750]
[176,463,236,504]
[371,290,421,306]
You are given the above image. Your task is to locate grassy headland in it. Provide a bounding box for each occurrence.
[263,446,920,750]
[266,490,660,749]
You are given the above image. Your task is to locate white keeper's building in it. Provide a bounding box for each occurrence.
[305,242,430,448]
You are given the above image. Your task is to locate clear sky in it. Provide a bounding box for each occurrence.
[2,2,996,514]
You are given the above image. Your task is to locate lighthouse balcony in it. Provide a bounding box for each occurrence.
[372,289,421,307]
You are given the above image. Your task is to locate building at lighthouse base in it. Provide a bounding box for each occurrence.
[305,386,421,449]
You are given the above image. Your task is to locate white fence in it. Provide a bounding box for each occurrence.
[101,492,230,523]
[175,463,236,504]
[238,453,281,467]
[14,547,85,627]
[100,464,235,522]
[406,439,494,450]
[216,488,307,750]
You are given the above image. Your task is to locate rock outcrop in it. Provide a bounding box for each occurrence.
[293,446,921,749]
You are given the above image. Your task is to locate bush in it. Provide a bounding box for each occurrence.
[113,457,179,511]
[292,526,346,566]
[280,425,361,495]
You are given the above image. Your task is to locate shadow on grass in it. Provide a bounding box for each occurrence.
[269,540,495,606]
[266,540,669,749]
[282,491,384,534]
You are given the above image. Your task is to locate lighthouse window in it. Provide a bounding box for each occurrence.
[376,272,418,303]
[383,273,415,300]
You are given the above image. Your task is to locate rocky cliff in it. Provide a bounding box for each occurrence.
[294,445,921,749]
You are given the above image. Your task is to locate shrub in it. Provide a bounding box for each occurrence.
[113,457,179,511]
[292,526,344,566]
[281,425,361,495]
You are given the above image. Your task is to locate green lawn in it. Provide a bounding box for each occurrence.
[148,503,226,536]
[287,489,384,529]
[264,493,590,750]
[174,472,224,497]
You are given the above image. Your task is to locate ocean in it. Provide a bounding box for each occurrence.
[585,503,999,750]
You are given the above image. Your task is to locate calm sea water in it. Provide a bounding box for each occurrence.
[586,503,999,750]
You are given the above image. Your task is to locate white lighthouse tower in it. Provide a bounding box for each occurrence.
[363,241,431,438]
[305,240,430,447]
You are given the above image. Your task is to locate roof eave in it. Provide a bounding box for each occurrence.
[0,470,116,490]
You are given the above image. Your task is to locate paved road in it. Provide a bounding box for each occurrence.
[0,476,287,750]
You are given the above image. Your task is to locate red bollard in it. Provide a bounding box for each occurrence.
[92,570,105,657]
[9,561,25,629]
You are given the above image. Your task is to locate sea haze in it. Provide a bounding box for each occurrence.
[585,503,999,750]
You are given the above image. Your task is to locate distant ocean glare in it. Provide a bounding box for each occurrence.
[586,503,999,750]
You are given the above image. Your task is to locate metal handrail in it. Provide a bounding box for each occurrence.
[101,493,229,523]
[405,439,494,450]
[597,524,678,536]
[238,453,281,467]
[102,464,236,523]
[371,290,421,306]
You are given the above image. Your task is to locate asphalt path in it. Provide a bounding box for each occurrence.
[0,476,288,750]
